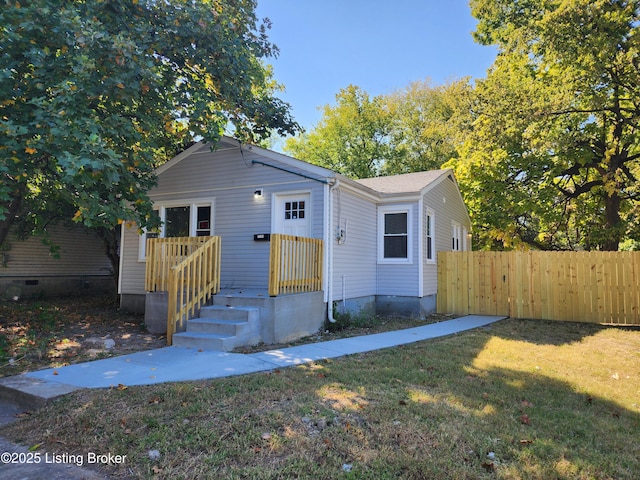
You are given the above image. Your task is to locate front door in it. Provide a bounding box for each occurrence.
[274,193,311,237]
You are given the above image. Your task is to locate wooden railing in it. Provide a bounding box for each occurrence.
[269,234,323,296]
[145,236,213,292]
[145,236,221,344]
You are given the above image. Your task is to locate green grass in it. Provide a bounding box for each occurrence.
[2,318,639,479]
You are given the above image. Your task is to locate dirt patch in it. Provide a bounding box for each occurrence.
[0,295,166,377]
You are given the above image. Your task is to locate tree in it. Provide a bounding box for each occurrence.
[454,0,640,250]
[0,0,299,280]
[284,85,394,179]
[284,81,472,179]
[383,79,474,175]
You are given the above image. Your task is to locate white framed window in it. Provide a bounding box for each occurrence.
[378,204,413,263]
[138,198,214,261]
[424,208,435,263]
[452,221,462,251]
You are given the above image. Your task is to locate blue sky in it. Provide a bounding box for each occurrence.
[255,0,498,133]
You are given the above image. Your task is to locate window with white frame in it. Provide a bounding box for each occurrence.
[425,208,435,262]
[452,221,462,251]
[139,199,214,261]
[378,205,413,263]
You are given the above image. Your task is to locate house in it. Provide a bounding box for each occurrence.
[118,136,471,349]
[0,224,114,299]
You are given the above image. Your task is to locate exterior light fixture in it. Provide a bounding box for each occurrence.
[254,189,263,198]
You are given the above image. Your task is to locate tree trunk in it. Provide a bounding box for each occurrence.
[602,192,622,251]
[95,226,121,301]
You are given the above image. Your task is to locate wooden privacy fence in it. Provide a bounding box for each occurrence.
[269,234,323,296]
[437,251,640,325]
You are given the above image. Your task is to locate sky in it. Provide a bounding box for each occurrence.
[255,0,498,134]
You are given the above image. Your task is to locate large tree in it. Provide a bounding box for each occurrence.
[454,0,640,250]
[0,0,299,278]
[284,85,394,179]
[284,81,471,179]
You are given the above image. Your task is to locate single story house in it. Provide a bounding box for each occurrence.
[118,136,471,350]
[1,224,114,299]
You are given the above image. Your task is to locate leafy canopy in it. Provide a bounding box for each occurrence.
[0,0,298,246]
[284,80,471,179]
[453,0,640,250]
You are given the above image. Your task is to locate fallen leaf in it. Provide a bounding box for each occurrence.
[152,466,162,474]
[28,443,42,451]
[117,383,128,391]
[481,461,496,472]
[148,396,162,404]
[53,370,58,376]
[519,439,533,444]
[520,414,531,425]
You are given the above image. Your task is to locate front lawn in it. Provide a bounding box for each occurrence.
[1,316,638,479]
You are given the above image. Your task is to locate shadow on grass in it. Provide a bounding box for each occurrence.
[310,320,640,478]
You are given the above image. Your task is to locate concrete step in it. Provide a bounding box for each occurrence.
[172,331,236,351]
[187,318,248,336]
[199,305,259,322]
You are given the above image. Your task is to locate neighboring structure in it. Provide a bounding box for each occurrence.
[118,136,471,348]
[0,225,114,299]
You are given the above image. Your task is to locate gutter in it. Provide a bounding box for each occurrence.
[326,178,339,323]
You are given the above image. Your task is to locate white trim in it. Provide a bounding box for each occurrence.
[117,224,125,294]
[271,190,312,236]
[418,197,424,296]
[452,221,462,251]
[138,197,215,261]
[377,204,414,264]
[424,207,436,263]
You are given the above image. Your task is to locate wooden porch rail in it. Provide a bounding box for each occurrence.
[269,234,323,296]
[166,236,221,344]
[145,236,213,292]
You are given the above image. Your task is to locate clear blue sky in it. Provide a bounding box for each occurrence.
[255,0,498,133]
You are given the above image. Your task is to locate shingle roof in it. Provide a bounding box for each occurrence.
[354,169,451,194]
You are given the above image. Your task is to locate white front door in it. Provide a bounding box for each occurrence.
[274,193,311,237]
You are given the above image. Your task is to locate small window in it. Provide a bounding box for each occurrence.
[452,221,462,251]
[378,205,413,263]
[425,209,434,262]
[285,201,305,220]
[196,206,211,236]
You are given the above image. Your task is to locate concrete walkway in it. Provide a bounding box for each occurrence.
[0,315,504,406]
[0,315,504,480]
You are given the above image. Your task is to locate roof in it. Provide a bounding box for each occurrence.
[354,169,452,194]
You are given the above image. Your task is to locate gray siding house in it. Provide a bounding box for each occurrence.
[1,224,114,299]
[118,136,471,349]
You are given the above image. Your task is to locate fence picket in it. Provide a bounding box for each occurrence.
[437,251,640,325]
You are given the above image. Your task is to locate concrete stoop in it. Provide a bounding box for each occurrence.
[172,305,261,351]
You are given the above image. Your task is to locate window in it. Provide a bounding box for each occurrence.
[452,221,462,251]
[139,199,214,261]
[284,200,305,220]
[425,208,435,262]
[378,205,413,263]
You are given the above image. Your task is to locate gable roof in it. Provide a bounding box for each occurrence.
[354,169,453,195]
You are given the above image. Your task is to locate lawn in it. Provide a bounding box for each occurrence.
[1,311,638,479]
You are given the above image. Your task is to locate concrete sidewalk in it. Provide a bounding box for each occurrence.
[0,315,504,407]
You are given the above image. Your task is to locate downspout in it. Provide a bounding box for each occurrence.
[327,178,339,323]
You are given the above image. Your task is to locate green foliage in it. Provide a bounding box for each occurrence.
[284,85,393,179]
[0,0,299,248]
[284,81,472,180]
[454,0,640,250]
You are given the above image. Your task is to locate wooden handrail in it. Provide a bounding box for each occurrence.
[164,236,221,344]
[269,234,323,296]
[145,236,212,292]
